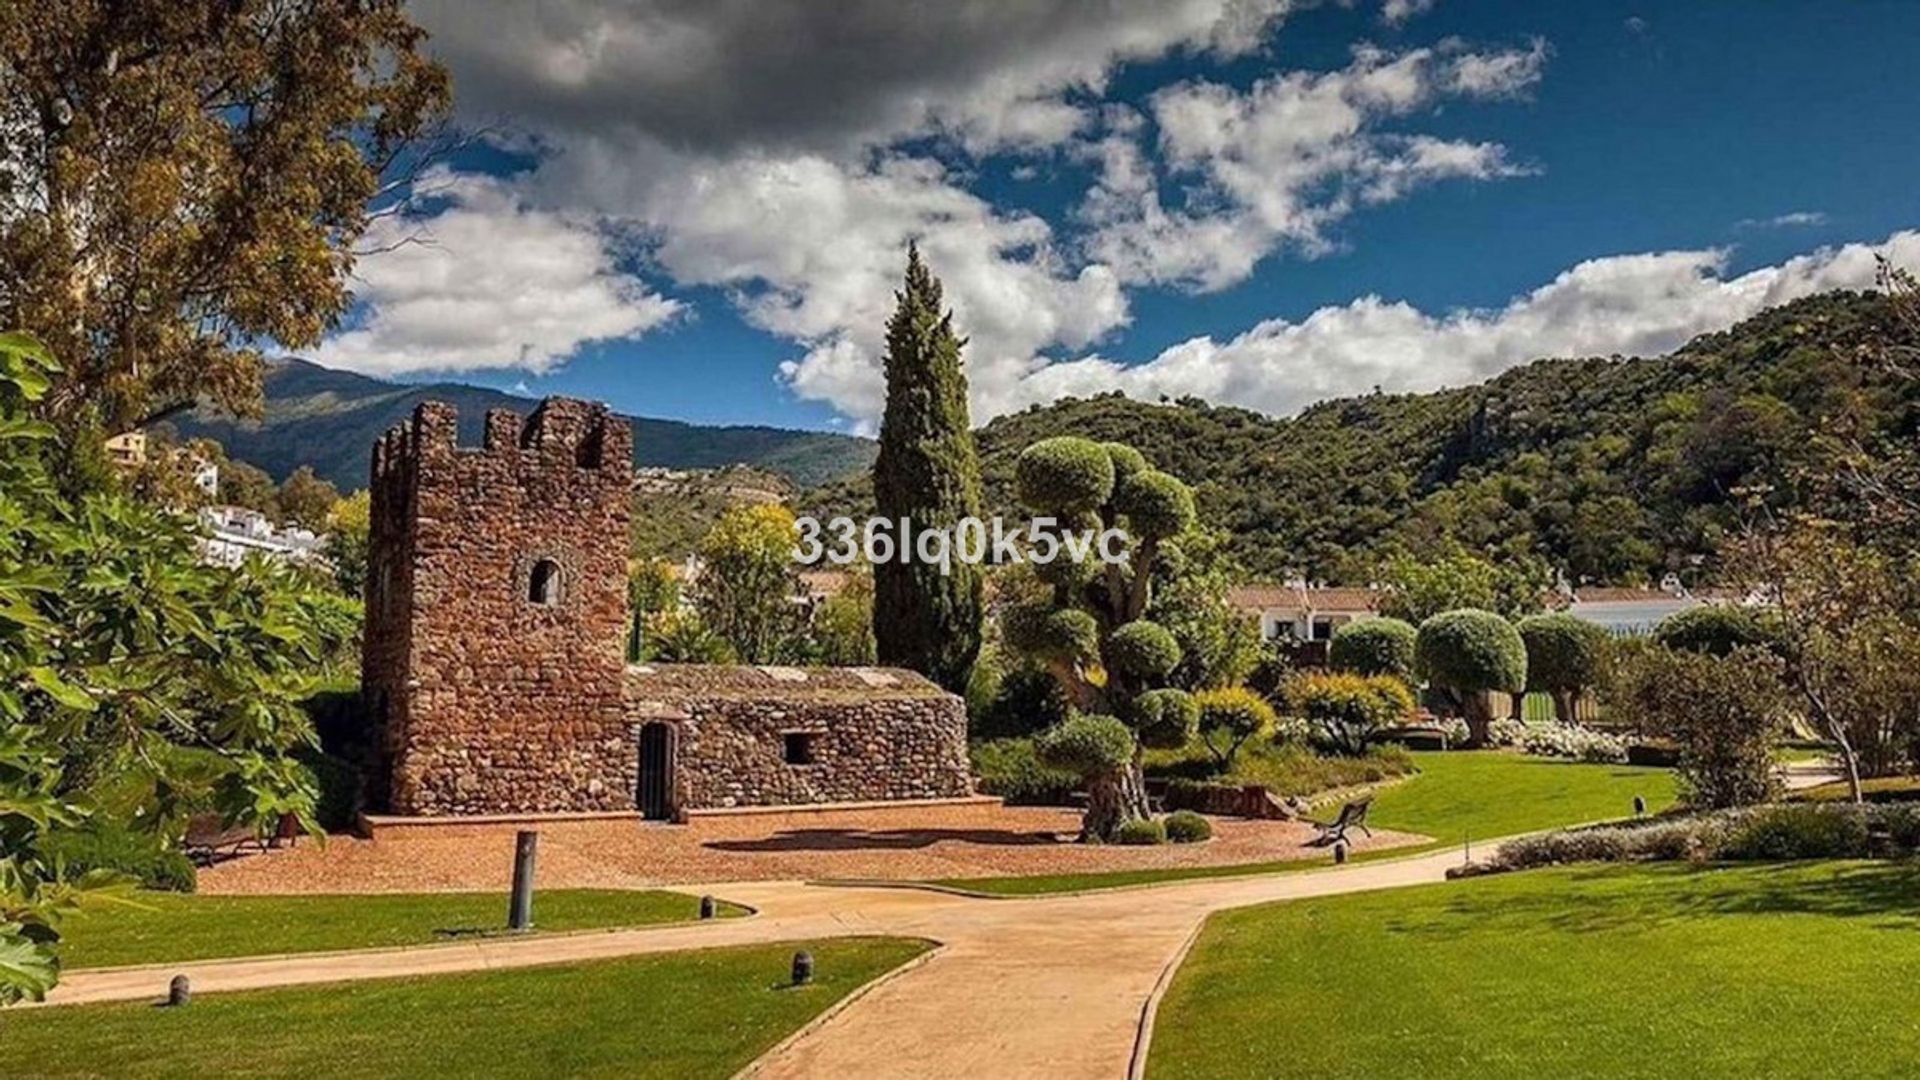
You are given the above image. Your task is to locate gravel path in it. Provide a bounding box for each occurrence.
[199,802,1422,894]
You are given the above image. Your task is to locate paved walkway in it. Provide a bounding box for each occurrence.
[43,847,1469,1078]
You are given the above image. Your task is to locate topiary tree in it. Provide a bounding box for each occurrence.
[1005,436,1199,841]
[1328,617,1418,679]
[1653,604,1774,658]
[1415,609,1527,746]
[871,245,985,692]
[1516,613,1610,725]
[1282,672,1415,755]
[1195,686,1276,767]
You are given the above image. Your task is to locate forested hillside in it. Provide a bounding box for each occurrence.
[165,358,877,490]
[803,290,1917,584]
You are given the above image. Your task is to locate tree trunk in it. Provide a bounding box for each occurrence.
[1082,762,1153,842]
[1508,691,1525,722]
[1462,691,1496,748]
[1552,689,1576,726]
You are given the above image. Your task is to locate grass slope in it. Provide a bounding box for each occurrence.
[6,938,928,1080]
[1148,861,1920,1079]
[57,889,743,969]
[935,750,1677,895]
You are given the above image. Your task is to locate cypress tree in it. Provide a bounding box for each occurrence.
[872,244,985,692]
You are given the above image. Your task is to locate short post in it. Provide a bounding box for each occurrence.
[508,829,538,931]
[1333,840,1348,865]
[1633,795,1647,818]
[699,895,718,920]
[166,974,191,1007]
[791,950,814,986]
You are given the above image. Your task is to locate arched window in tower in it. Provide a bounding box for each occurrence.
[528,559,562,606]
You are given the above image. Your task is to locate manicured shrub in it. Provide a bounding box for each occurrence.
[970,738,1082,805]
[1034,714,1136,776]
[1718,803,1873,860]
[1283,672,1416,755]
[1002,603,1100,664]
[41,821,197,893]
[1653,604,1774,658]
[1516,613,1609,723]
[1113,817,1167,845]
[1164,810,1213,843]
[1103,441,1148,480]
[1415,609,1527,745]
[1132,687,1200,749]
[968,659,1069,740]
[1195,686,1277,766]
[1113,470,1196,539]
[1015,436,1115,514]
[1107,620,1182,681]
[1328,617,1418,680]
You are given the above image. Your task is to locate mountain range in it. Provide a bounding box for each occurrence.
[166,358,877,490]
[802,289,1915,585]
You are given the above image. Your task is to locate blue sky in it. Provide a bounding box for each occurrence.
[312,1,1920,433]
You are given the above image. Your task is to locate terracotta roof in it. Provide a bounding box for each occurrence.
[1301,587,1381,612]
[1228,584,1301,609]
[1227,584,1381,613]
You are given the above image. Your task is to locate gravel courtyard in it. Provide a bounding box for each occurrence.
[200,801,1424,894]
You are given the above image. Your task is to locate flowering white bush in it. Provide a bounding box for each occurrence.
[1486,717,1530,747]
[1521,723,1628,763]
[1435,717,1471,746]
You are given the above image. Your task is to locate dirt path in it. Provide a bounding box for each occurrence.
[42,847,1468,1078]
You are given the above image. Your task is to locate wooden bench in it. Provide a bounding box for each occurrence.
[1307,796,1373,847]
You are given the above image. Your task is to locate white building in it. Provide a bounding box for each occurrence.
[1229,581,1383,642]
[197,506,327,569]
[1550,573,1757,636]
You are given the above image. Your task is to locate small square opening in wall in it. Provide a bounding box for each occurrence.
[783,732,818,766]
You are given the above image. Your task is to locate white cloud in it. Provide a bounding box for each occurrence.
[311,169,682,377]
[974,229,1920,420]
[1082,40,1545,290]
[1381,0,1438,27]
[1737,210,1830,230]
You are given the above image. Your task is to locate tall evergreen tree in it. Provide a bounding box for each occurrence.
[872,245,985,691]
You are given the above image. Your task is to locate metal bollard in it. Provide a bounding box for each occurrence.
[1333,840,1348,865]
[508,830,538,931]
[791,950,814,986]
[1633,795,1647,817]
[699,895,718,920]
[167,974,191,1007]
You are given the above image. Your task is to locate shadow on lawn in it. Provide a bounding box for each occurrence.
[705,827,1063,853]
[1382,862,1920,941]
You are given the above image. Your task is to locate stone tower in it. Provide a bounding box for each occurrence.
[363,398,634,814]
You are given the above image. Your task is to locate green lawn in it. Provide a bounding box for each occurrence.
[1147,861,1920,1079]
[57,889,745,969]
[933,750,1678,896]
[4,937,927,1080]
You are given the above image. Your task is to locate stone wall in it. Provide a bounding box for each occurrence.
[365,398,635,815]
[627,665,974,811]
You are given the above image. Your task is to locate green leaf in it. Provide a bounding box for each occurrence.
[26,667,96,712]
[0,928,60,1006]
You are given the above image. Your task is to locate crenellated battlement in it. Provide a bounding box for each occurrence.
[370,397,633,491]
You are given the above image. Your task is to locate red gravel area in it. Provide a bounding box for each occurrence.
[199,802,1424,895]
